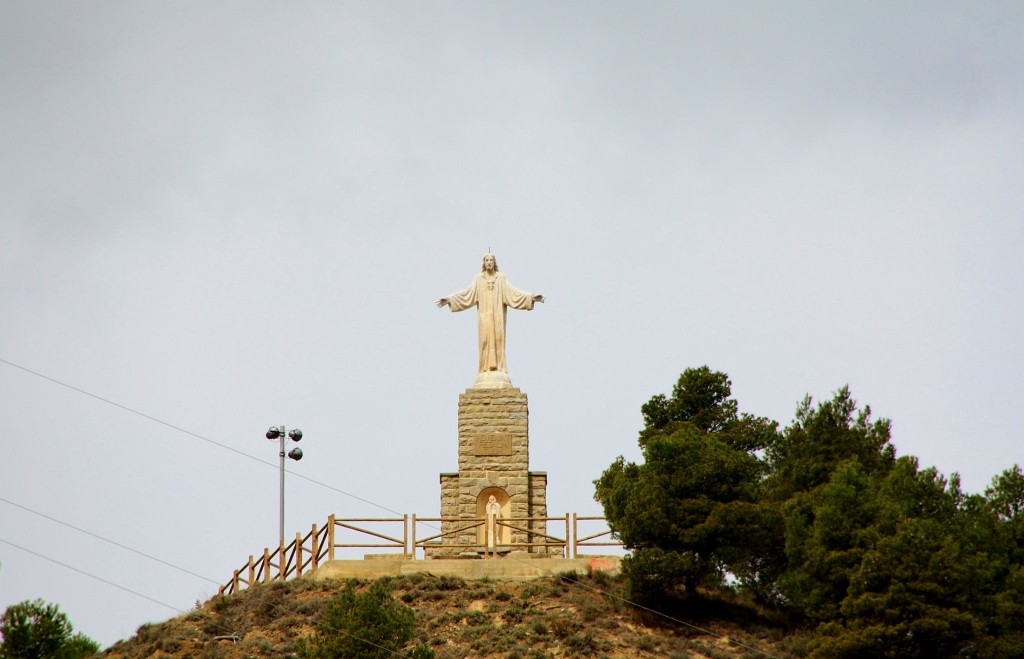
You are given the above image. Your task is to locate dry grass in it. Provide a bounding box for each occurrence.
[102,571,799,658]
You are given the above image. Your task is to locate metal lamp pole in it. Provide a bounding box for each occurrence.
[266,425,304,548]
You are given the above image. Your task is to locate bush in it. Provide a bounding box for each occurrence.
[562,631,607,655]
[295,580,422,659]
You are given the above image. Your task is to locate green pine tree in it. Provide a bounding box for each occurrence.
[0,599,99,659]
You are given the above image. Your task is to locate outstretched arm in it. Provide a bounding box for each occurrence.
[533,294,545,303]
[442,278,478,312]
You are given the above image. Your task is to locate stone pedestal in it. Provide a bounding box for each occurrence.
[434,387,551,557]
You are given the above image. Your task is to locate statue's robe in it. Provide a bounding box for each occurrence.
[446,272,536,373]
[485,500,502,550]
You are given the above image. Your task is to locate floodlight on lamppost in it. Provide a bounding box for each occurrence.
[266,425,304,548]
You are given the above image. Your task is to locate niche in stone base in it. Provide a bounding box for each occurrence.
[435,387,552,558]
[475,487,511,547]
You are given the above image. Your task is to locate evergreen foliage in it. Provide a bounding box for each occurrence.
[0,599,99,659]
[295,580,432,659]
[596,366,1024,656]
[596,367,781,600]
[639,366,738,439]
[765,386,895,501]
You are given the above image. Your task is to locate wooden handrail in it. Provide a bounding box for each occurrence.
[413,520,484,546]
[219,513,620,595]
[572,514,619,558]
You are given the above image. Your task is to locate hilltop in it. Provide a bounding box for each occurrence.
[102,571,797,658]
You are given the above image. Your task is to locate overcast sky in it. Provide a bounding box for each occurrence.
[2,1,1022,647]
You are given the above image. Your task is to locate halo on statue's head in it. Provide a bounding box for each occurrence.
[481,253,499,272]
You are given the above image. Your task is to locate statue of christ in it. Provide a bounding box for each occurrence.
[437,253,544,388]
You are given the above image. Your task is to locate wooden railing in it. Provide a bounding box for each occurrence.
[409,516,485,554]
[571,514,621,558]
[410,515,573,557]
[220,513,619,595]
[220,515,406,595]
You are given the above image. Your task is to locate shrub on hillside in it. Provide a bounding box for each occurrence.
[295,580,432,659]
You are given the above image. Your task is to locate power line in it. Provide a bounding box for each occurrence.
[0,537,184,614]
[0,496,219,586]
[0,357,404,517]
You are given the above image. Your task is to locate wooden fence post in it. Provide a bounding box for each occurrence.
[328,514,336,560]
[279,540,286,580]
[411,514,417,560]
[295,532,304,577]
[564,514,570,559]
[263,547,271,583]
[248,555,255,586]
[571,513,578,559]
[311,523,319,571]
[403,514,409,559]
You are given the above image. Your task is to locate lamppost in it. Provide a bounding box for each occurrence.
[266,425,304,549]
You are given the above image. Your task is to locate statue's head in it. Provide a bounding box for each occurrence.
[481,253,498,273]
[488,495,497,503]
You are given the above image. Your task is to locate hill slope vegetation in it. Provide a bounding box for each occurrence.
[103,572,796,658]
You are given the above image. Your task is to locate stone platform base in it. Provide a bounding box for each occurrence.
[473,371,513,389]
[309,556,621,582]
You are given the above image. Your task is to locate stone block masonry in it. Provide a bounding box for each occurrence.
[434,387,552,557]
